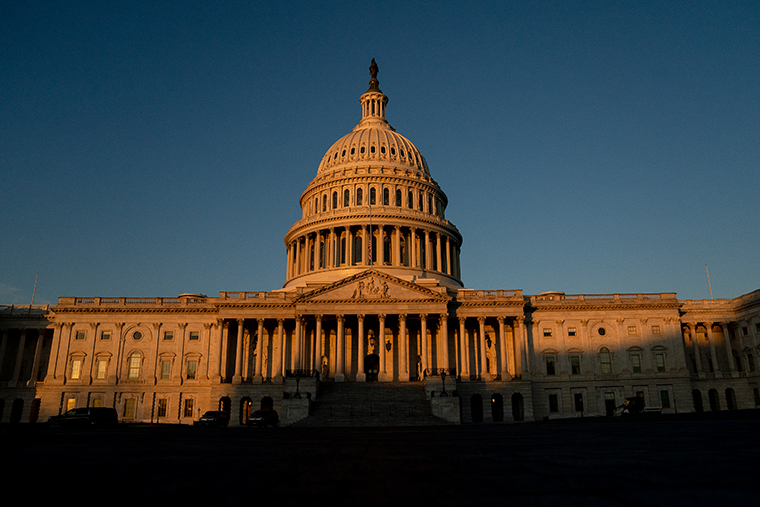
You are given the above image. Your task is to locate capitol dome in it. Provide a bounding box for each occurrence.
[283,60,463,289]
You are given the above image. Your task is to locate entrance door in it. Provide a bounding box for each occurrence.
[365,354,380,381]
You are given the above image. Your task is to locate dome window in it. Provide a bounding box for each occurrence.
[370,146,376,154]
[361,146,366,154]
[391,147,396,156]
[380,146,386,154]
[334,152,338,160]
[400,149,405,158]
[342,149,346,157]
[351,147,355,155]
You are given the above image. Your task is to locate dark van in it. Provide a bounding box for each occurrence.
[47,407,118,428]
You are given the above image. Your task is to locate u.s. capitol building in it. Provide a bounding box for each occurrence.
[2,61,759,425]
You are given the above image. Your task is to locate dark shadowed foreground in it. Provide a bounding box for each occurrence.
[6,416,759,506]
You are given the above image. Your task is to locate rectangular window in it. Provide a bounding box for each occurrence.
[161,360,171,380]
[548,394,559,413]
[183,399,194,418]
[742,326,749,336]
[96,360,107,380]
[124,398,136,418]
[651,325,661,335]
[187,360,197,380]
[163,331,174,341]
[755,323,760,334]
[660,390,671,409]
[71,359,82,380]
[655,353,666,372]
[567,327,577,337]
[157,398,168,418]
[628,326,637,336]
[100,331,111,340]
[574,393,584,412]
[92,397,103,408]
[631,354,642,373]
[66,398,77,412]
[570,356,581,375]
[543,328,553,338]
[75,331,85,340]
[189,331,199,341]
[545,357,556,376]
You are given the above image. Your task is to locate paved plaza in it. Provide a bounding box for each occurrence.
[6,414,760,506]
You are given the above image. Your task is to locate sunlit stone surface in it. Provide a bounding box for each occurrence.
[1,61,758,426]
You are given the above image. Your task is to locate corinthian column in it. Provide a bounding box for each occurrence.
[335,315,345,382]
[399,314,409,381]
[356,314,366,382]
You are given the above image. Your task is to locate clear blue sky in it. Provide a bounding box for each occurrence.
[1,1,758,305]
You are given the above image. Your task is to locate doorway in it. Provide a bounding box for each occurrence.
[365,354,379,381]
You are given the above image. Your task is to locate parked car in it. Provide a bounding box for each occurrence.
[47,407,118,428]
[194,410,230,427]
[247,409,279,427]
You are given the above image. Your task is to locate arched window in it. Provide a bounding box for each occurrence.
[322,194,327,212]
[370,187,376,205]
[383,188,389,206]
[407,189,414,208]
[357,188,363,206]
[344,189,350,207]
[708,388,720,411]
[418,191,423,211]
[599,347,611,374]
[354,236,362,264]
[332,192,338,209]
[128,352,141,379]
[395,189,402,206]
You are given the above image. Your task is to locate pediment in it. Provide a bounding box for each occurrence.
[295,270,450,305]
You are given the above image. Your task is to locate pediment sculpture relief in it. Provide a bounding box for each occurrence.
[351,277,389,300]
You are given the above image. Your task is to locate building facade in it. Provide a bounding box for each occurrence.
[2,62,759,425]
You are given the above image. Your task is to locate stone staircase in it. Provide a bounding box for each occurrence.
[289,381,455,427]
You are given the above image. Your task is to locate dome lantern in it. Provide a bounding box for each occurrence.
[356,59,392,131]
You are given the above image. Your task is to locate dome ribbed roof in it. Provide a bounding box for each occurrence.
[317,128,429,176]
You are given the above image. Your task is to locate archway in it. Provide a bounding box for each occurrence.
[240,397,252,425]
[219,396,231,417]
[692,389,704,413]
[708,389,720,411]
[10,398,23,424]
[470,394,483,423]
[511,393,524,421]
[29,398,41,423]
[725,388,737,411]
[491,393,504,422]
[365,354,379,382]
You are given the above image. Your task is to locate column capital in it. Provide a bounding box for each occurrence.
[357,314,364,322]
[477,316,486,324]
[315,314,323,322]
[378,314,386,322]
[496,316,506,324]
